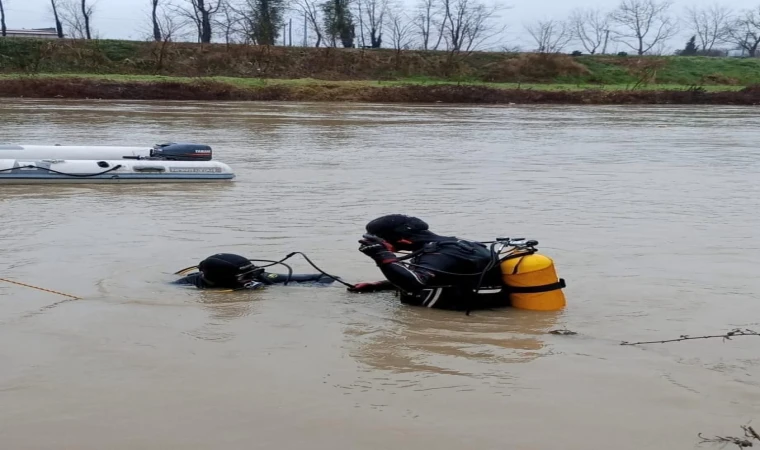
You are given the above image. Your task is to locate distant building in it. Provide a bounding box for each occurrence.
[3,28,60,39]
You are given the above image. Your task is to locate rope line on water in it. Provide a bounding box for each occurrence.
[0,278,82,300]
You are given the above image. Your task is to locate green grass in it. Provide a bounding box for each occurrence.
[570,55,760,86]
[0,73,746,92]
[654,56,760,85]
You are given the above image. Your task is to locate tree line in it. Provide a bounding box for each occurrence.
[0,0,758,57]
[529,1,760,57]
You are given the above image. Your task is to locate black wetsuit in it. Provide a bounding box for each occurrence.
[372,239,511,311]
[174,271,337,290]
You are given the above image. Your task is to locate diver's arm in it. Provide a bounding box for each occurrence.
[258,272,337,285]
[356,234,440,293]
[376,261,437,292]
[347,279,396,293]
[173,272,205,288]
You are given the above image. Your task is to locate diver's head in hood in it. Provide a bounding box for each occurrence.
[365,214,452,251]
[198,253,262,288]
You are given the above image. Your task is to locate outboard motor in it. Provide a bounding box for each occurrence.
[148,143,213,161]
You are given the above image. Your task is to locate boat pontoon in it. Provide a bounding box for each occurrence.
[0,143,235,184]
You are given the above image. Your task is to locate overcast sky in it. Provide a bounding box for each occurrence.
[4,0,757,53]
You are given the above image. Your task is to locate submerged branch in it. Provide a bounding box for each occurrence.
[621,328,760,346]
[698,425,760,449]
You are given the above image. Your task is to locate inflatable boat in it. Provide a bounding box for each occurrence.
[0,143,235,184]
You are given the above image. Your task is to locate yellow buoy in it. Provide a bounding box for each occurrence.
[500,253,566,311]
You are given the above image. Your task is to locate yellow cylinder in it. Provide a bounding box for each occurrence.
[500,253,566,311]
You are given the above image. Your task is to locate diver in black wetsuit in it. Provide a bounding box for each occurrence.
[174,253,337,290]
[346,215,511,311]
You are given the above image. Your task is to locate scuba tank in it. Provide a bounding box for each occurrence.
[497,239,567,311]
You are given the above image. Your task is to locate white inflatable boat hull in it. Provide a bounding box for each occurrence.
[0,142,235,184]
[0,159,235,184]
[0,144,154,160]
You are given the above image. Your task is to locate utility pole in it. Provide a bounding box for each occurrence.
[358,1,365,48]
[602,29,610,55]
[289,18,292,46]
[303,13,307,46]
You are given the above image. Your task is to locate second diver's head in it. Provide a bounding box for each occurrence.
[365,214,450,251]
[198,253,262,288]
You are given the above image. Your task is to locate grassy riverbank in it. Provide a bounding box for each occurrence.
[1,37,759,104]
[1,75,758,105]
[0,73,748,92]
[2,37,760,86]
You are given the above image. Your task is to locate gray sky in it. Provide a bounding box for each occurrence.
[4,0,757,53]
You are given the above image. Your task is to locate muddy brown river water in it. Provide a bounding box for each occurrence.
[1,99,760,450]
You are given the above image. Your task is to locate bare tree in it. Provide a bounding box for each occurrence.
[50,0,64,38]
[684,3,732,52]
[459,0,507,52]
[524,19,573,53]
[151,0,162,41]
[610,0,679,55]
[386,8,414,51]
[175,0,223,43]
[60,0,90,39]
[293,0,324,46]
[413,0,444,50]
[726,6,760,57]
[321,0,355,48]
[439,0,507,52]
[146,6,189,72]
[213,0,245,44]
[156,7,186,41]
[648,38,668,55]
[360,0,387,47]
[569,7,611,54]
[80,0,93,39]
[141,2,189,42]
[235,0,285,45]
[0,0,6,37]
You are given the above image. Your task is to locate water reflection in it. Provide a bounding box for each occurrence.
[197,289,262,320]
[0,182,237,202]
[344,294,562,376]
[183,288,265,342]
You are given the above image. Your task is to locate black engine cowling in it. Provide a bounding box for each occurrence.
[149,143,213,161]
